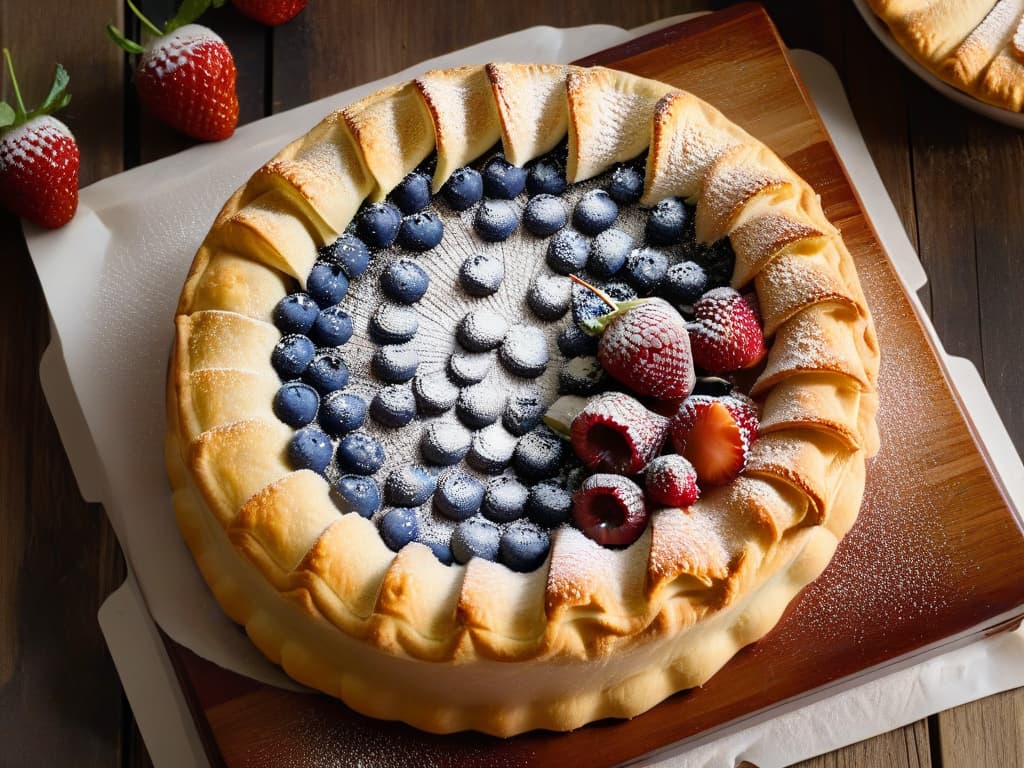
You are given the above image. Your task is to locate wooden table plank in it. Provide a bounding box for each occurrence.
[0,2,129,767]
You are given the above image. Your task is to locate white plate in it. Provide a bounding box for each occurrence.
[851,0,1024,129]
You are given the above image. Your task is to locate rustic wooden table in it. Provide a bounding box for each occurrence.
[2,1,1022,766]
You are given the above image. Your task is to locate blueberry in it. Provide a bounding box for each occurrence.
[273,293,319,334]
[273,381,320,427]
[483,476,528,523]
[474,199,519,242]
[434,469,485,521]
[412,370,459,414]
[390,171,432,214]
[450,517,500,564]
[527,481,572,527]
[546,229,589,275]
[527,274,571,322]
[571,281,635,327]
[319,391,367,436]
[370,303,419,344]
[373,343,419,383]
[663,261,708,305]
[499,324,549,378]
[303,352,349,394]
[334,475,381,518]
[310,305,353,347]
[588,228,633,278]
[697,238,736,287]
[556,324,598,359]
[467,424,517,474]
[457,308,508,352]
[448,350,492,385]
[503,392,545,436]
[307,261,350,307]
[420,421,472,465]
[573,190,617,235]
[385,464,437,507]
[646,197,689,245]
[424,537,454,565]
[319,234,370,278]
[459,252,504,296]
[381,258,429,303]
[370,384,417,427]
[607,164,644,204]
[692,376,733,397]
[499,520,551,572]
[558,356,608,396]
[379,507,420,552]
[522,194,567,237]
[482,156,527,199]
[398,211,444,252]
[623,247,669,294]
[526,157,567,197]
[513,426,564,480]
[456,382,504,429]
[442,166,483,211]
[271,334,315,379]
[357,202,402,248]
[287,426,333,474]
[336,432,386,475]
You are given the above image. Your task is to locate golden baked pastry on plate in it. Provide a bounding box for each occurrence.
[859,0,1024,118]
[166,63,879,736]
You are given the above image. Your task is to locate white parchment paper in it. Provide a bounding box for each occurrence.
[27,18,1024,768]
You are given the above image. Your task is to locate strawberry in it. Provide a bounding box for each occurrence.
[669,394,758,486]
[570,392,668,475]
[569,275,696,400]
[644,455,700,508]
[0,50,79,228]
[572,474,648,547]
[232,0,307,25]
[109,2,239,142]
[687,287,767,375]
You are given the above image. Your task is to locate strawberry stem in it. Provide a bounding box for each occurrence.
[3,49,27,121]
[126,0,165,36]
[568,273,618,310]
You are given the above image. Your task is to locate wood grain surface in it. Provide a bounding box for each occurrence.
[2,2,1023,767]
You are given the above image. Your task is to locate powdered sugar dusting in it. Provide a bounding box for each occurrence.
[141,24,223,80]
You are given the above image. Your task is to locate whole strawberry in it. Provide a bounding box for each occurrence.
[645,454,700,508]
[688,287,767,375]
[0,50,79,228]
[233,0,307,25]
[109,2,239,141]
[570,275,696,400]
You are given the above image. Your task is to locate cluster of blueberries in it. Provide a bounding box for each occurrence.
[266,147,736,574]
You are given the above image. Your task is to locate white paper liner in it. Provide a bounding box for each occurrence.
[26,18,1024,768]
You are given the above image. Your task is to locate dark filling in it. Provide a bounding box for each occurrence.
[586,423,632,472]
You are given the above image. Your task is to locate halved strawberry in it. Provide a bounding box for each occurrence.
[645,454,700,508]
[570,392,668,475]
[669,395,758,486]
[572,474,648,547]
[688,287,767,375]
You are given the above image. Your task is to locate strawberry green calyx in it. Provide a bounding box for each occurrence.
[107,0,227,52]
[0,49,71,132]
[567,273,649,336]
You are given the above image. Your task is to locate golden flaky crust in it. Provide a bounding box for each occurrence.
[166,64,880,736]
[867,0,1024,111]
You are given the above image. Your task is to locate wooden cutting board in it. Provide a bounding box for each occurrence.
[162,5,1024,765]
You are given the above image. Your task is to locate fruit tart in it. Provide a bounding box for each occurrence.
[866,0,1024,111]
[166,63,880,736]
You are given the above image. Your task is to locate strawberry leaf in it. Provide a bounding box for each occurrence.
[108,25,146,55]
[0,102,15,129]
[166,0,214,33]
[34,64,70,117]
